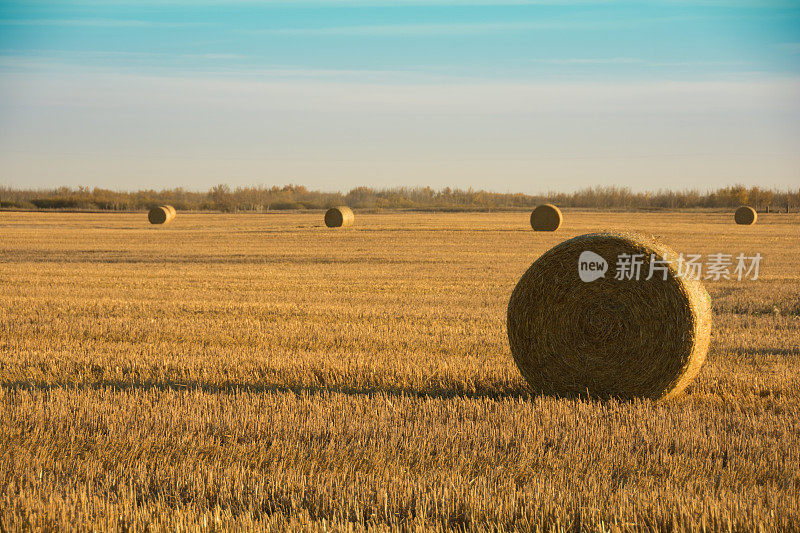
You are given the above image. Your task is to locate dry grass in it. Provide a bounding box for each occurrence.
[0,210,798,531]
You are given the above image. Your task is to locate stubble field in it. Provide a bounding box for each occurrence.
[1,210,798,531]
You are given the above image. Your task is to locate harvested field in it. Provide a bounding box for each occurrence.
[0,210,798,531]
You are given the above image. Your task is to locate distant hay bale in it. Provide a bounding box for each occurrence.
[324,206,354,228]
[148,205,176,225]
[507,232,712,400]
[734,206,757,225]
[530,204,563,231]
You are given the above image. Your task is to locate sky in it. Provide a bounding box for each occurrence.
[0,0,799,193]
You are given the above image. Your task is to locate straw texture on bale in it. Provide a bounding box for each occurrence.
[507,232,712,400]
[148,205,176,225]
[530,204,563,231]
[324,206,355,228]
[734,206,757,225]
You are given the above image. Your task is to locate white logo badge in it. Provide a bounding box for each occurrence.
[578,251,608,282]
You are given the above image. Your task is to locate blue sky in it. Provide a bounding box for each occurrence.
[1,0,799,192]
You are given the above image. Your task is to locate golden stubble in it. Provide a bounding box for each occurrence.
[0,210,798,531]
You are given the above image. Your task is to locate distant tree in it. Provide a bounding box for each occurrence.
[2,183,797,213]
[209,184,234,212]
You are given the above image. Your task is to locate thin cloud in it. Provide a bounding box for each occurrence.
[526,57,746,67]
[245,21,565,36]
[23,0,799,5]
[0,52,752,83]
[0,18,208,28]
[13,1,618,5]
[0,52,750,84]
[3,64,798,114]
[242,16,710,37]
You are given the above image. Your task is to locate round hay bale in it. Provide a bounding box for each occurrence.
[324,206,354,228]
[734,206,757,225]
[148,205,176,225]
[507,232,712,400]
[530,204,563,231]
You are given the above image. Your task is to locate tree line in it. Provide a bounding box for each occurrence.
[1,184,798,212]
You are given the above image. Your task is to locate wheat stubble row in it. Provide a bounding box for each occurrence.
[1,211,798,530]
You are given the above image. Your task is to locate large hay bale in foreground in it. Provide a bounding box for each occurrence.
[148,205,176,225]
[734,206,757,225]
[530,204,563,231]
[324,206,354,228]
[507,232,712,400]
